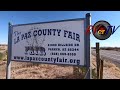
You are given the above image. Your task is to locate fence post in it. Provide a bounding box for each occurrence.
[96,42,100,79]
[100,60,103,79]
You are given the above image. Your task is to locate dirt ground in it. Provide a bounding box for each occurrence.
[0,45,84,79]
[91,55,120,79]
[0,61,83,79]
[0,55,120,79]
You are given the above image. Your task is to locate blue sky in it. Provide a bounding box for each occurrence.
[0,11,120,47]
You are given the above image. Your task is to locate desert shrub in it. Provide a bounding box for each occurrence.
[92,68,97,79]
[5,50,8,54]
[0,51,7,60]
[0,52,4,60]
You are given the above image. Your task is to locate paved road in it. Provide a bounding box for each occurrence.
[91,49,120,64]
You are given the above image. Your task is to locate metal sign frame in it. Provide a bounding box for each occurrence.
[6,13,91,79]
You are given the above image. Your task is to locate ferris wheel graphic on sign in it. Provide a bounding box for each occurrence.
[25,27,46,56]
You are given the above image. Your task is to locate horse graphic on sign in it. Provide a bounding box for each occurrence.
[25,28,46,56]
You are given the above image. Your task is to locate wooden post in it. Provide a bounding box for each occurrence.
[96,42,100,79]
[100,60,103,79]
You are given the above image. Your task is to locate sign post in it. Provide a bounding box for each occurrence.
[85,13,91,79]
[6,22,12,79]
[6,13,91,79]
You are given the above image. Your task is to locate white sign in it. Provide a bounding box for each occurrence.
[11,19,85,66]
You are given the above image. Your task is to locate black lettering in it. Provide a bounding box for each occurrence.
[58,44,60,46]
[36,57,38,61]
[33,30,37,36]
[74,53,76,56]
[70,59,73,63]
[52,29,56,36]
[14,56,16,59]
[77,60,80,65]
[25,33,27,39]
[38,29,42,36]
[57,29,61,36]
[68,31,72,39]
[33,57,35,60]
[41,58,44,61]
[17,36,20,43]
[43,29,47,35]
[73,59,76,63]
[73,32,75,40]
[16,37,19,42]
[65,59,67,62]
[53,58,56,63]
[58,48,60,51]
[28,31,31,38]
[62,48,66,51]
[74,48,76,51]
[45,58,47,61]
[30,57,32,61]
[27,57,29,60]
[68,48,69,51]
[56,57,59,62]
[48,58,50,61]
[74,44,76,46]
[76,34,80,42]
[64,30,68,37]
[17,56,20,59]
[62,58,64,62]
[21,34,25,40]
[48,48,51,51]
[48,29,52,35]
[59,59,62,62]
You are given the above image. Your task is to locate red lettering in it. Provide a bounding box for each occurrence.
[86,25,93,34]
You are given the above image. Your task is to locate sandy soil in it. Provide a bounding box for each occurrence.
[0,45,84,79]
[0,61,84,79]
[91,55,120,79]
[0,55,120,79]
